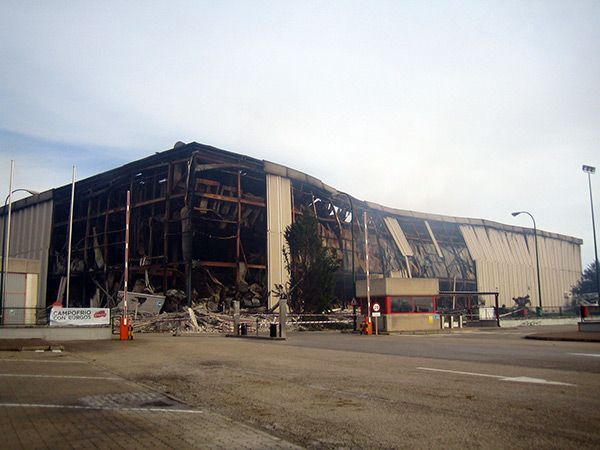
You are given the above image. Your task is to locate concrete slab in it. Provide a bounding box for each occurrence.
[0,327,112,341]
[579,321,600,332]
[500,317,579,328]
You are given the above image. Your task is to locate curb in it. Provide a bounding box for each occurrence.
[225,334,286,341]
[525,335,600,343]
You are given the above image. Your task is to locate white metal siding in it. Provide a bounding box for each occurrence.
[460,225,582,308]
[0,199,53,307]
[383,217,414,257]
[266,175,292,308]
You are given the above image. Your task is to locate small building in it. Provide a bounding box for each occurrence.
[356,278,442,331]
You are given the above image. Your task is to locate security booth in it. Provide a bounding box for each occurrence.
[356,278,440,332]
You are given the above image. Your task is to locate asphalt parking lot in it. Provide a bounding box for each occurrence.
[2,326,599,449]
[0,350,298,449]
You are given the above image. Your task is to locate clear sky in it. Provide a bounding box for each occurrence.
[1,0,599,267]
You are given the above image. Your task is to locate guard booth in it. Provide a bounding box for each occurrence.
[356,278,440,331]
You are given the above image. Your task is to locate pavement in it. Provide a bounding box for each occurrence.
[0,348,300,449]
[1,325,599,448]
[0,338,64,352]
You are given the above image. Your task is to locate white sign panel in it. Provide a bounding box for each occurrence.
[372,312,381,317]
[50,308,110,326]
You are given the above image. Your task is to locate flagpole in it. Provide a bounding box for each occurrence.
[66,166,76,307]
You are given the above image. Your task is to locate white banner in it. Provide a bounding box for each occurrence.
[50,308,110,326]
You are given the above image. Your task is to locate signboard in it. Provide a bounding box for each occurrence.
[372,302,381,317]
[50,308,110,327]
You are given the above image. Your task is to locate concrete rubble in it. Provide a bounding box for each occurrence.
[125,305,354,334]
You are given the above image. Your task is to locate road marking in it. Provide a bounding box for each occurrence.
[0,402,204,414]
[418,367,501,379]
[0,359,85,364]
[417,367,575,386]
[568,353,600,358]
[0,374,120,380]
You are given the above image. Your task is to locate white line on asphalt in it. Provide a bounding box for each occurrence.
[568,353,600,358]
[0,402,205,414]
[0,374,120,380]
[417,367,575,386]
[417,367,502,379]
[0,359,85,364]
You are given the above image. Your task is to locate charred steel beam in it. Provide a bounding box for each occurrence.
[183,152,261,306]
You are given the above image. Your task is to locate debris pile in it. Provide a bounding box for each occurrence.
[129,306,277,334]
[123,306,354,334]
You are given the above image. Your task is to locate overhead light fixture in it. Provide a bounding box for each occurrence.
[582,165,596,174]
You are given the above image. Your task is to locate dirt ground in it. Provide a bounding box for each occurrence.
[66,331,600,449]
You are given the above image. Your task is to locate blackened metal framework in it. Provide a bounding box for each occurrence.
[47,142,479,310]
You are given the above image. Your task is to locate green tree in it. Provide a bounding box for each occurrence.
[572,261,599,300]
[283,210,340,313]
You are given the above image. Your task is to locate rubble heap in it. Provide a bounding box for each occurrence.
[124,305,353,334]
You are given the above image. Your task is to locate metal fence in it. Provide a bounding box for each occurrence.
[0,307,50,326]
[499,305,580,320]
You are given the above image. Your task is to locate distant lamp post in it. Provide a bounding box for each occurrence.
[512,211,543,315]
[582,165,600,304]
[1,188,40,314]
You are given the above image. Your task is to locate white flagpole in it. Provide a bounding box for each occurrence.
[3,161,15,306]
[124,190,131,319]
[364,211,371,323]
[66,166,76,307]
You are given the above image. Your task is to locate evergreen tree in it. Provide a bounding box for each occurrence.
[572,261,600,300]
[283,211,340,313]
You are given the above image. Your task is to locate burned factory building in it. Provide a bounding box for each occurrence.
[2,141,582,313]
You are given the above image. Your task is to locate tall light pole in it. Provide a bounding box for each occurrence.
[512,211,543,314]
[1,188,40,316]
[582,165,600,303]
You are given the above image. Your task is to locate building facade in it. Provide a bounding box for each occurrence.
[1,142,582,312]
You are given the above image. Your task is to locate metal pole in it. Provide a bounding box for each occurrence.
[66,166,76,308]
[233,300,240,335]
[512,211,542,313]
[1,161,14,321]
[339,192,356,300]
[364,211,371,328]
[124,190,131,320]
[0,201,6,320]
[531,216,543,313]
[495,293,500,328]
[279,297,287,339]
[586,171,600,303]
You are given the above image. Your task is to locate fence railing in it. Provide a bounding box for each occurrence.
[499,306,580,320]
[0,307,50,326]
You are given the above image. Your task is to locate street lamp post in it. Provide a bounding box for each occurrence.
[1,188,40,315]
[582,165,600,304]
[512,211,543,315]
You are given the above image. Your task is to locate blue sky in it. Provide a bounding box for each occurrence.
[1,0,599,266]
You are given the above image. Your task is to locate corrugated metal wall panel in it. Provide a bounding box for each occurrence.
[0,199,53,307]
[383,217,414,257]
[424,221,443,258]
[266,175,292,309]
[460,224,581,308]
